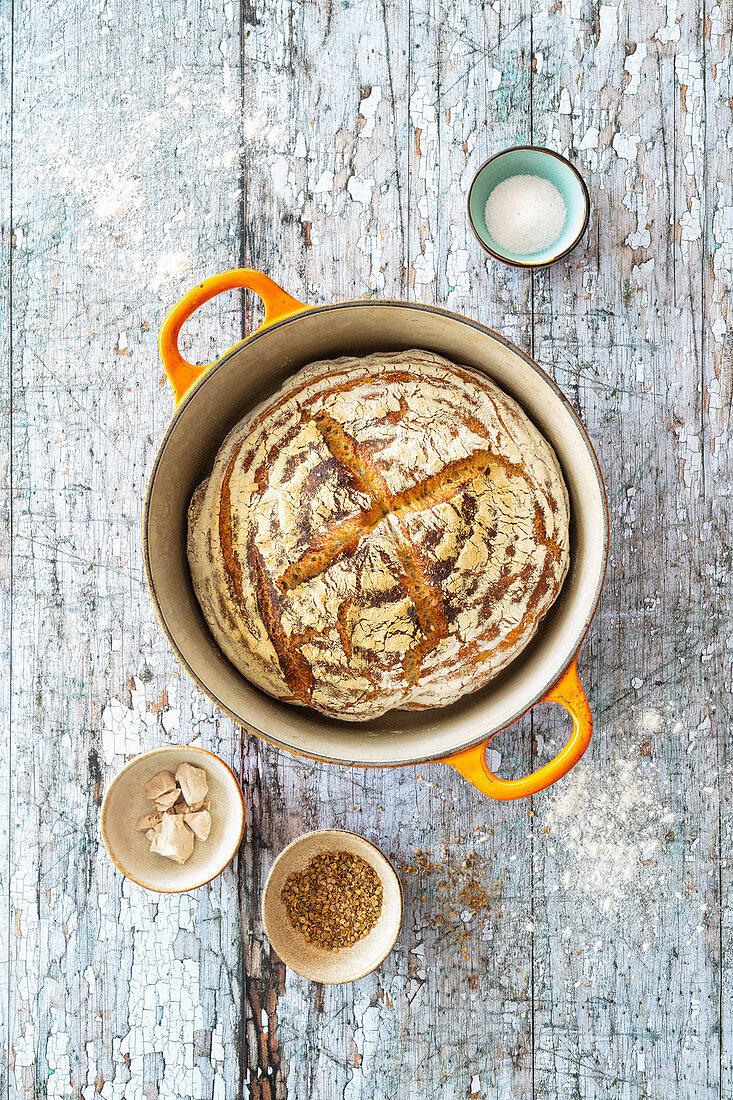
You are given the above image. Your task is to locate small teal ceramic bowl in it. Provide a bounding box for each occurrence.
[467,146,590,269]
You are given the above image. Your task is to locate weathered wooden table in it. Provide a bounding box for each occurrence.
[3,0,732,1095]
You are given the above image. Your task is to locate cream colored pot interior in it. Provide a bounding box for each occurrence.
[145,302,607,767]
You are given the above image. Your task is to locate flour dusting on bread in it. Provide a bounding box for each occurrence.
[187,350,570,721]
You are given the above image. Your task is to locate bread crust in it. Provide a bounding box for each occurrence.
[187,350,570,721]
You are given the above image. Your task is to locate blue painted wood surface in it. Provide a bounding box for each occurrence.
[2,0,732,1096]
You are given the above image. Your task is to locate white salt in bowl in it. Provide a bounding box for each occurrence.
[467,145,590,268]
[262,829,403,983]
[101,745,245,893]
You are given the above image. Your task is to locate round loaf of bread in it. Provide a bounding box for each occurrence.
[187,349,570,722]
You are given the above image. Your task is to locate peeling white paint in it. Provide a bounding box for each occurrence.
[654,0,682,43]
[486,748,502,772]
[101,677,183,763]
[579,125,600,152]
[314,169,335,194]
[612,131,641,162]
[358,85,382,139]
[486,67,502,92]
[623,191,651,250]
[680,196,702,243]
[446,221,470,301]
[293,131,307,157]
[675,53,705,227]
[409,76,438,293]
[624,44,647,95]
[347,175,375,206]
[356,229,385,290]
[630,257,655,285]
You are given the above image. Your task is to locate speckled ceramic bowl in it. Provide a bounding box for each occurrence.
[262,830,403,983]
[467,146,590,268]
[100,745,245,893]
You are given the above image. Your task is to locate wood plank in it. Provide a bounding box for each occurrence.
[239,2,564,1097]
[1,0,12,1091]
[707,0,733,1094]
[8,0,246,1093]
[405,3,539,1096]
[531,1,724,1096]
[241,7,419,1096]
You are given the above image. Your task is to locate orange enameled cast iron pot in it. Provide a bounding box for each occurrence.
[145,269,608,801]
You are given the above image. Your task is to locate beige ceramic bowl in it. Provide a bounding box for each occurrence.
[262,829,403,983]
[101,745,245,893]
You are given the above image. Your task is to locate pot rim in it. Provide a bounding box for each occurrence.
[143,298,609,768]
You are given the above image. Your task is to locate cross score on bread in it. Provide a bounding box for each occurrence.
[253,409,513,701]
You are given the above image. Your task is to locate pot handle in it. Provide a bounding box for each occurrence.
[441,660,592,801]
[159,269,307,405]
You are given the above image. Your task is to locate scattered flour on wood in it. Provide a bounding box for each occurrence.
[641,709,664,731]
[540,713,675,913]
[149,250,195,292]
[93,174,145,223]
[31,60,243,302]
